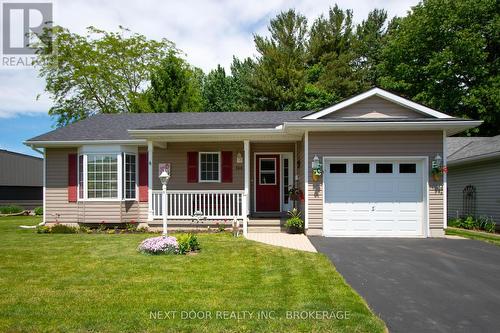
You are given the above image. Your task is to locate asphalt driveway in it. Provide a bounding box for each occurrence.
[309,237,500,333]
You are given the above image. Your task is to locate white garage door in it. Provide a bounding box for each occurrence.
[323,159,425,237]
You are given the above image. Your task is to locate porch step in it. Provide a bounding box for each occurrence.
[248,226,283,233]
[247,217,285,233]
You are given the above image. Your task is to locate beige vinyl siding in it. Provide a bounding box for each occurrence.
[447,160,500,223]
[322,96,430,119]
[45,148,78,223]
[152,142,244,190]
[307,131,444,233]
[250,142,295,212]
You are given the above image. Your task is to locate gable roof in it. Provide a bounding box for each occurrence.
[303,87,453,120]
[447,135,500,165]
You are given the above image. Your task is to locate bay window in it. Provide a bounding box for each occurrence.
[78,150,137,200]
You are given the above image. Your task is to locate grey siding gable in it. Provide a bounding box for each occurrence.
[321,96,433,119]
[447,159,500,224]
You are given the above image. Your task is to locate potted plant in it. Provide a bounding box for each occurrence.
[431,165,447,181]
[288,187,303,202]
[285,208,304,234]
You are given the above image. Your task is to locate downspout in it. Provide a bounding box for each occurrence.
[20,145,46,229]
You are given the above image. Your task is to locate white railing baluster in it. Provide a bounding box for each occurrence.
[151,190,244,219]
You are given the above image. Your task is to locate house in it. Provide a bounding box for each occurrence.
[0,149,43,209]
[25,87,480,237]
[447,135,500,224]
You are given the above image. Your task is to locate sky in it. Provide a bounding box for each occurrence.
[0,0,419,156]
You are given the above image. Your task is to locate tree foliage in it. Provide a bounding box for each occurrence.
[145,51,204,113]
[378,0,499,134]
[35,26,175,126]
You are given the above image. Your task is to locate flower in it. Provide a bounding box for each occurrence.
[138,236,179,255]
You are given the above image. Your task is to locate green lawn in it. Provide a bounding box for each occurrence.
[0,217,384,333]
[446,227,500,247]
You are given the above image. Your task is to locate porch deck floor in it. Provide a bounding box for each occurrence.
[246,233,317,253]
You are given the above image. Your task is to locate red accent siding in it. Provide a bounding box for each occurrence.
[67,153,77,202]
[187,152,198,183]
[221,151,233,183]
[138,153,148,202]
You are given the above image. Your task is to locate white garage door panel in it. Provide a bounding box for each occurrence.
[324,159,424,237]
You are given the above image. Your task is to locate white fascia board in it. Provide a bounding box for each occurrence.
[447,151,500,166]
[24,139,147,148]
[128,127,284,135]
[284,120,482,134]
[303,87,453,119]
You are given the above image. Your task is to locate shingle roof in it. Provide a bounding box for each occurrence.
[447,135,500,163]
[26,111,311,142]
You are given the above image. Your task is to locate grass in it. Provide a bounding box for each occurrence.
[446,227,500,247]
[0,217,385,333]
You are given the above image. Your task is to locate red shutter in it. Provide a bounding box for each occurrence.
[187,152,198,183]
[221,151,233,183]
[68,153,77,202]
[138,153,148,202]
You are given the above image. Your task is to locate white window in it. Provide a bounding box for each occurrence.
[199,152,220,182]
[77,149,137,201]
[87,154,119,199]
[123,153,137,199]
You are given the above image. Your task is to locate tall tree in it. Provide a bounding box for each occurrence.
[34,26,175,126]
[307,5,360,99]
[378,0,500,135]
[202,65,237,112]
[146,51,204,113]
[251,10,308,110]
[353,9,388,87]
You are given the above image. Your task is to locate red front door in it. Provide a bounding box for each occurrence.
[255,154,280,212]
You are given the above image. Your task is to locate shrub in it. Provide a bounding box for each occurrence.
[36,225,50,234]
[285,217,304,229]
[462,216,477,230]
[125,222,138,232]
[50,224,78,234]
[177,233,200,254]
[138,236,179,255]
[477,216,496,233]
[285,208,304,231]
[34,207,43,216]
[0,205,24,214]
[448,218,462,228]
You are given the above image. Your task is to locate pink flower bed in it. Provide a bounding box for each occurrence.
[138,236,179,255]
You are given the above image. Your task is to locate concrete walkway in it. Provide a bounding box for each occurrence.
[246,233,317,252]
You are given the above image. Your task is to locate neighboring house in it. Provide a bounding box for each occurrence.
[0,149,43,209]
[25,87,480,237]
[447,135,500,224]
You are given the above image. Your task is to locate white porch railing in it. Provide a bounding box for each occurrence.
[152,190,244,219]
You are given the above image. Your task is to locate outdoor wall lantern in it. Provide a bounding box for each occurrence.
[236,152,243,164]
[311,155,323,182]
[159,169,171,235]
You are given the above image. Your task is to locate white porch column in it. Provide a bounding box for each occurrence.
[304,131,309,230]
[243,140,250,236]
[147,141,154,221]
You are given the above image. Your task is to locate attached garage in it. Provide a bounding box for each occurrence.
[323,158,427,237]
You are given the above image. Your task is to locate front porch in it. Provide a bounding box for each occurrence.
[144,139,304,234]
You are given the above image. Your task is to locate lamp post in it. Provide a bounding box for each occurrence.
[159,169,170,235]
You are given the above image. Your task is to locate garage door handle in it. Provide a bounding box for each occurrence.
[371,206,375,211]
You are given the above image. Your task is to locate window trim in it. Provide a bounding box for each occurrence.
[123,153,138,200]
[77,150,140,202]
[198,152,221,183]
[259,157,277,185]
